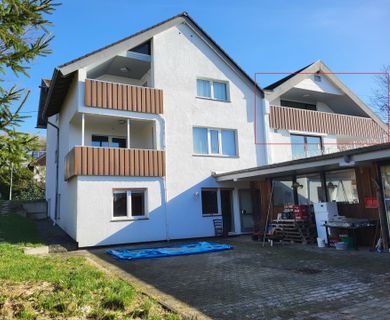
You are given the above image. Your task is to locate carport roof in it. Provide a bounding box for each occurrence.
[214,143,390,182]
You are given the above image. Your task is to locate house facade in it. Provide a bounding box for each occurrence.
[37,13,386,247]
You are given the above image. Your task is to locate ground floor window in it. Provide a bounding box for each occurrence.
[201,188,220,215]
[113,189,146,219]
[325,169,358,203]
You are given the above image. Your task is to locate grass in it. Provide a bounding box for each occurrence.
[0,214,180,320]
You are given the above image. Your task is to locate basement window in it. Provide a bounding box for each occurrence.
[113,190,147,219]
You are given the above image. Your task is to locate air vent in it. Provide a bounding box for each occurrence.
[314,74,322,82]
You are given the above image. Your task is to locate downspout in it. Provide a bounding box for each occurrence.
[162,117,170,242]
[47,121,60,223]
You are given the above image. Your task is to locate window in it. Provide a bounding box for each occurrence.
[193,128,208,154]
[196,79,228,101]
[92,135,109,147]
[281,100,316,111]
[193,127,237,156]
[291,134,322,159]
[201,189,219,215]
[113,190,146,219]
[273,179,294,206]
[111,137,126,148]
[325,169,358,203]
[197,79,211,98]
[91,135,126,148]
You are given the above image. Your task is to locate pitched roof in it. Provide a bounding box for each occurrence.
[36,12,263,128]
[262,60,387,133]
[263,62,314,90]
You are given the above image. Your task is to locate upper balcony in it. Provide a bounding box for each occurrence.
[83,41,163,115]
[269,105,385,138]
[84,79,163,114]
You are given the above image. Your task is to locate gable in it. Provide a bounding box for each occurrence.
[37,12,263,128]
[264,60,387,132]
[294,75,342,95]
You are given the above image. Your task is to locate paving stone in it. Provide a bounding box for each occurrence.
[91,237,390,319]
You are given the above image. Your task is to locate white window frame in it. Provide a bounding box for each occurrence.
[201,188,221,216]
[196,78,230,102]
[193,127,238,157]
[112,189,148,220]
[92,134,127,148]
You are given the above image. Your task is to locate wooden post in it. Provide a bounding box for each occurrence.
[250,182,261,233]
[374,165,389,251]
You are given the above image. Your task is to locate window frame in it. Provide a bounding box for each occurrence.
[193,127,238,157]
[112,188,148,221]
[92,135,127,148]
[201,188,221,216]
[196,78,230,102]
[290,134,323,159]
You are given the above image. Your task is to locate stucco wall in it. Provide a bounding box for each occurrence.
[76,176,166,247]
[153,24,265,239]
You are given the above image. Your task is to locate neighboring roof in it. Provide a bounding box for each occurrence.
[36,12,264,128]
[262,60,387,133]
[28,153,46,168]
[215,142,390,182]
[263,62,314,90]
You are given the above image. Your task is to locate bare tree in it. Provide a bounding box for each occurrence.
[371,65,390,122]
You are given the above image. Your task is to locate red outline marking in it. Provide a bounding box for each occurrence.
[254,71,390,145]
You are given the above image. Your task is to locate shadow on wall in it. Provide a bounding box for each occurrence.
[94,176,236,247]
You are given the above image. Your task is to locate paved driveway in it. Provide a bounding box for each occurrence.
[90,237,390,319]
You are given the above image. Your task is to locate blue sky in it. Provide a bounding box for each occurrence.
[11,0,390,135]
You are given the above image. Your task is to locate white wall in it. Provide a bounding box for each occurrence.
[47,22,268,246]
[76,176,166,247]
[294,75,343,95]
[153,23,265,239]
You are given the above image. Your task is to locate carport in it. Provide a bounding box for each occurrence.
[214,143,390,250]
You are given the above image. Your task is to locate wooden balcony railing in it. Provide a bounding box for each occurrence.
[269,105,385,138]
[84,79,163,114]
[64,146,165,180]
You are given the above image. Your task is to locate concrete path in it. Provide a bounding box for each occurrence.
[89,237,390,320]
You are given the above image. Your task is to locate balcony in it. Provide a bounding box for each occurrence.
[84,79,163,114]
[269,105,385,138]
[64,146,165,180]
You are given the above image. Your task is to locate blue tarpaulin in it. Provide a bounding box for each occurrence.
[106,241,233,260]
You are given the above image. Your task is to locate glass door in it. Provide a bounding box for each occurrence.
[380,166,390,236]
[239,189,254,232]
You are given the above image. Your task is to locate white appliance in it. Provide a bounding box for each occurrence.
[313,202,339,244]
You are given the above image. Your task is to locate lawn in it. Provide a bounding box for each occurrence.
[0,214,179,320]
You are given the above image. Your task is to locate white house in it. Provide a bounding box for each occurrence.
[37,12,386,247]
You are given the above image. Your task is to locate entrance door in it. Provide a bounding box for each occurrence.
[380,166,390,236]
[239,189,254,232]
[221,189,234,235]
